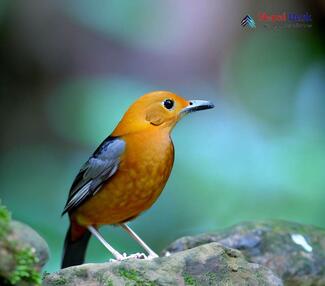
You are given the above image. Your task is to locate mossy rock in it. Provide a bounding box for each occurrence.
[0,202,50,285]
[43,242,282,286]
[164,220,325,285]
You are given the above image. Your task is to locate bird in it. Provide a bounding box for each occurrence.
[61,90,214,268]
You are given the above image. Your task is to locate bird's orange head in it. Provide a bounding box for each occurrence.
[112,91,214,136]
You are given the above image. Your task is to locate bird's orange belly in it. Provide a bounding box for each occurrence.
[75,141,174,226]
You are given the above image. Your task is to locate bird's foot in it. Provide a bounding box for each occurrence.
[109,252,159,262]
[109,252,147,262]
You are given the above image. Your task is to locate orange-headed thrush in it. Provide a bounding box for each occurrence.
[61,91,214,268]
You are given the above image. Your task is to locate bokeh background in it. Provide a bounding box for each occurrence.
[0,0,324,272]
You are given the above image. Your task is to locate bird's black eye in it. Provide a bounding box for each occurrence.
[163,99,174,110]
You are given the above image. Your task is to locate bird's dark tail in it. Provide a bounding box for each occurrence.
[61,222,91,269]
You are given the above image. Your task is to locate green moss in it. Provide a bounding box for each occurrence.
[119,268,139,281]
[74,268,88,279]
[118,267,156,286]
[9,247,41,285]
[105,278,114,286]
[0,200,11,238]
[206,272,218,284]
[0,201,42,286]
[52,276,67,285]
[183,273,198,286]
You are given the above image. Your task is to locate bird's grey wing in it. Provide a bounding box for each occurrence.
[62,136,125,215]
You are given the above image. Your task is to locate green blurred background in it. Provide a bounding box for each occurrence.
[0,0,324,272]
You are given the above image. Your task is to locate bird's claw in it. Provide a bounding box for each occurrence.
[109,252,147,262]
[123,252,147,260]
[109,252,159,262]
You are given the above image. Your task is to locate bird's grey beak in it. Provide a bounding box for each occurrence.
[180,100,214,115]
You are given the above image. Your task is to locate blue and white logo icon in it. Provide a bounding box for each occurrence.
[241,15,256,28]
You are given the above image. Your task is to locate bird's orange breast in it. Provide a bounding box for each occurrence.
[74,129,174,226]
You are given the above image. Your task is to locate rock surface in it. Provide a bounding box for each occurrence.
[164,220,325,285]
[43,242,282,286]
